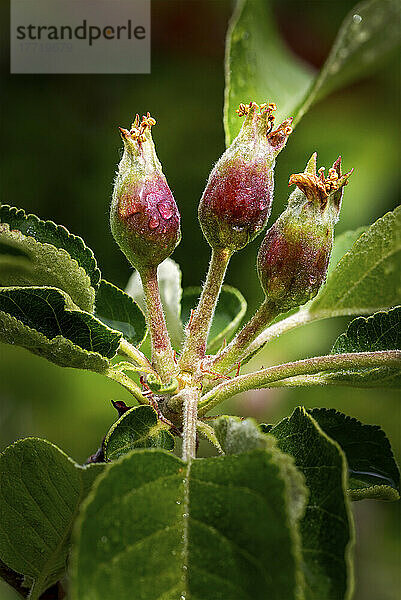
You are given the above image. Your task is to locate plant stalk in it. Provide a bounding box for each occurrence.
[198,350,401,414]
[182,387,200,462]
[209,298,279,375]
[118,338,158,375]
[179,247,232,371]
[140,266,177,383]
[106,369,146,404]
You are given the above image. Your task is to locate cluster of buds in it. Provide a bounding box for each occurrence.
[110,112,181,274]
[198,101,293,253]
[110,104,352,368]
[257,152,353,310]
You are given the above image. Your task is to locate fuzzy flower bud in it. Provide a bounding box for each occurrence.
[198,102,293,252]
[257,153,353,311]
[110,113,181,272]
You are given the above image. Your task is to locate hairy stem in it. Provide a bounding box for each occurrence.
[106,369,146,404]
[141,266,177,383]
[198,350,401,414]
[118,338,158,375]
[179,247,232,371]
[209,299,279,374]
[244,308,314,358]
[182,387,200,462]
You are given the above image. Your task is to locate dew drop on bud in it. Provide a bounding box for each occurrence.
[148,214,160,230]
[158,202,174,219]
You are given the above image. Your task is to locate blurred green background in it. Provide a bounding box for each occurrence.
[0,1,400,598]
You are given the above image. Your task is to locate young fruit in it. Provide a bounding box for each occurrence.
[198,102,292,253]
[110,113,181,273]
[257,153,353,311]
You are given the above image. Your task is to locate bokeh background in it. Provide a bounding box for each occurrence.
[0,1,400,598]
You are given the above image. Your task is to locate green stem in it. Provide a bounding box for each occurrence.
[141,266,177,383]
[244,308,314,358]
[179,247,232,372]
[182,387,200,462]
[198,350,401,415]
[106,368,146,404]
[209,299,279,375]
[118,338,158,375]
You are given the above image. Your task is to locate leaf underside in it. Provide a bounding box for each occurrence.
[0,286,121,372]
[0,205,100,312]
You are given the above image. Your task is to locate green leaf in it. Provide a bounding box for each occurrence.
[225,0,401,142]
[0,438,104,600]
[327,227,367,277]
[270,407,354,600]
[182,285,247,354]
[103,406,175,461]
[0,286,121,372]
[310,206,401,318]
[126,258,184,349]
[95,280,147,347]
[224,0,313,144]
[0,205,100,312]
[294,0,401,124]
[212,415,268,454]
[326,306,401,388]
[333,306,401,353]
[308,408,400,501]
[71,448,307,600]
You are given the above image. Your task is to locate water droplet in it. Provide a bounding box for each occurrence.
[148,215,160,229]
[158,202,174,219]
[353,14,362,23]
[180,596,186,600]
[176,500,181,505]
[183,513,189,518]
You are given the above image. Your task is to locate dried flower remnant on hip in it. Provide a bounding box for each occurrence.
[257,153,353,312]
[198,101,293,253]
[110,112,181,273]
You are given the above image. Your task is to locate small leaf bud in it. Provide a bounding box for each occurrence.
[110,113,181,272]
[198,102,292,252]
[257,153,353,311]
